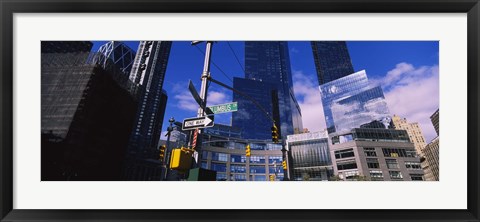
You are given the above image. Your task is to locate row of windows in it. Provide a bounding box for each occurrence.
[369,170,423,181]
[335,147,418,159]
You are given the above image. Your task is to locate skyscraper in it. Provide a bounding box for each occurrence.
[319,70,391,133]
[41,41,137,181]
[422,109,440,181]
[124,41,172,181]
[232,41,303,140]
[311,41,354,85]
[96,41,136,75]
[392,114,427,156]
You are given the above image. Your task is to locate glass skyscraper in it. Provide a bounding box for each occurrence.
[311,41,354,85]
[319,70,391,133]
[96,41,136,75]
[232,41,303,140]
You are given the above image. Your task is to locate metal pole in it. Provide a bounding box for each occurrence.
[164,117,175,180]
[191,41,213,166]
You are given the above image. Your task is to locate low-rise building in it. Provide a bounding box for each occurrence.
[329,128,424,181]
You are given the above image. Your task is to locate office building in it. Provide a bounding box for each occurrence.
[199,124,285,181]
[431,109,439,136]
[232,41,303,140]
[41,41,93,53]
[286,131,333,181]
[422,109,440,181]
[311,41,354,85]
[329,128,424,181]
[319,70,391,133]
[392,114,427,155]
[96,41,136,75]
[124,41,172,181]
[41,41,137,181]
[232,77,279,140]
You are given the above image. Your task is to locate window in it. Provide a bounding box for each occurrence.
[410,174,424,181]
[406,150,417,157]
[233,174,247,181]
[334,148,355,159]
[231,154,246,163]
[364,148,377,157]
[216,173,227,181]
[405,162,422,170]
[369,170,384,181]
[201,161,207,169]
[268,156,282,164]
[250,156,266,163]
[382,148,407,157]
[389,171,403,179]
[211,152,228,162]
[386,159,399,169]
[343,170,359,180]
[366,158,380,168]
[337,160,357,170]
[211,163,226,172]
[250,165,266,174]
[230,165,246,173]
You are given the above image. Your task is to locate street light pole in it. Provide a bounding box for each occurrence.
[190,41,213,166]
[163,117,175,180]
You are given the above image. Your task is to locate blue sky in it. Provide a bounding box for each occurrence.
[92,41,439,142]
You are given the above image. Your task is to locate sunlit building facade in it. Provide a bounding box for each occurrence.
[422,109,440,181]
[392,114,427,156]
[286,131,333,181]
[319,70,391,134]
[329,128,424,181]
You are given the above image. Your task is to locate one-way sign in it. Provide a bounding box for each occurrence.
[182,116,214,130]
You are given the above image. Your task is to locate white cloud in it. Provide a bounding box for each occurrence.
[292,70,326,132]
[381,63,439,142]
[171,81,231,112]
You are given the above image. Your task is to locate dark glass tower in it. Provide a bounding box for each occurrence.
[124,41,172,181]
[232,41,303,140]
[311,41,354,85]
[41,41,137,181]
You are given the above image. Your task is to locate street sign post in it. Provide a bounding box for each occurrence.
[182,116,214,130]
[208,102,238,114]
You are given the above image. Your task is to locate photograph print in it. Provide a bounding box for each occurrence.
[41,40,439,182]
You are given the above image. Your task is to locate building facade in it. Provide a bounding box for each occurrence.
[319,70,391,134]
[392,114,427,156]
[311,41,355,85]
[232,41,303,140]
[329,128,424,181]
[124,41,172,181]
[96,41,136,75]
[199,124,285,181]
[232,77,279,140]
[41,42,137,181]
[422,109,440,181]
[431,109,439,136]
[286,131,333,181]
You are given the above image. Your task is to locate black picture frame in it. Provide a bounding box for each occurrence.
[1,0,479,221]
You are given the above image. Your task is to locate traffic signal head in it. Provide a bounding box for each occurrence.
[271,125,279,143]
[245,144,251,157]
[159,145,166,160]
[282,160,287,170]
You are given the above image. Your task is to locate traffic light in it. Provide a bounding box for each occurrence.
[282,160,287,170]
[159,145,166,161]
[245,144,251,157]
[271,124,279,143]
[269,175,275,181]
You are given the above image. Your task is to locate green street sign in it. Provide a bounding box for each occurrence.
[208,102,238,114]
